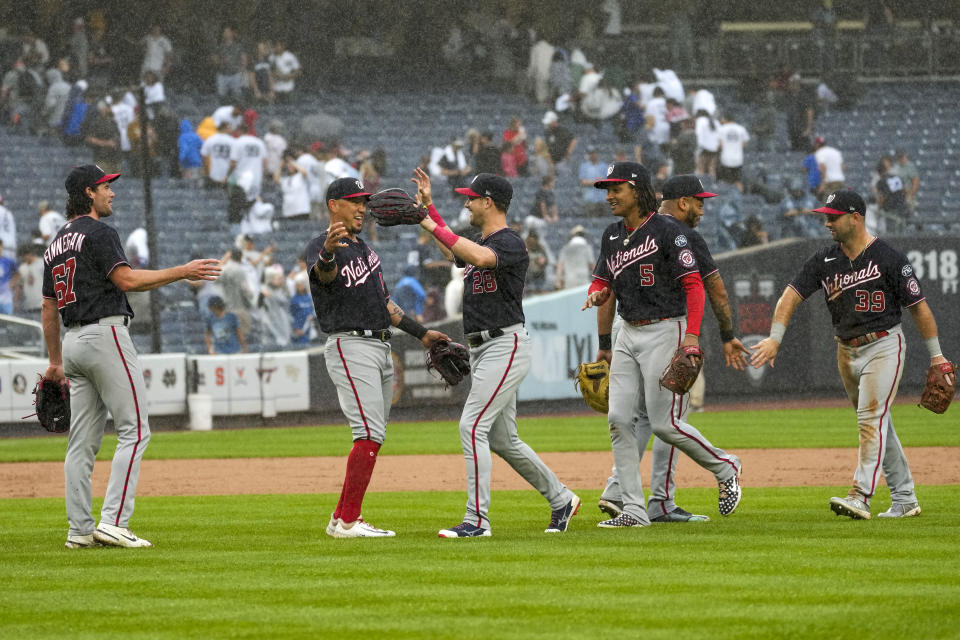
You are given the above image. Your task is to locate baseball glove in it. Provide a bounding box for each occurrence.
[574,360,609,414]
[426,339,471,386]
[29,377,71,433]
[918,361,957,414]
[659,346,704,395]
[367,188,427,226]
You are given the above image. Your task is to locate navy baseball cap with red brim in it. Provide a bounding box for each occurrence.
[65,164,120,195]
[325,177,372,202]
[660,174,717,200]
[594,162,651,189]
[455,173,513,205]
[812,189,866,215]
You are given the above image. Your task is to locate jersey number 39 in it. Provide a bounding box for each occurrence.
[854,289,884,313]
[52,257,78,309]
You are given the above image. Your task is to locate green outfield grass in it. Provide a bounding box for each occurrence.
[1,404,958,462]
[1,487,959,639]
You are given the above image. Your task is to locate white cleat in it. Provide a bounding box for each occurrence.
[333,519,395,538]
[877,502,921,519]
[325,514,341,537]
[65,533,99,549]
[94,522,153,547]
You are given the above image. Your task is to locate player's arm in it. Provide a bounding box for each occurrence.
[594,286,616,364]
[908,300,949,367]
[110,259,221,292]
[749,286,803,368]
[386,299,449,347]
[312,222,350,284]
[679,271,704,349]
[703,272,749,370]
[41,298,65,383]
[412,168,496,268]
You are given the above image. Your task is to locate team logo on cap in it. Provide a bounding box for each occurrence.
[607,164,615,176]
[354,179,363,190]
[678,248,696,269]
[826,194,835,203]
[675,235,688,248]
[902,265,913,277]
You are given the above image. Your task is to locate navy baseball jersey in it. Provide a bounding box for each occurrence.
[305,233,391,333]
[460,228,528,334]
[660,214,718,279]
[41,216,133,325]
[593,214,699,322]
[789,238,924,340]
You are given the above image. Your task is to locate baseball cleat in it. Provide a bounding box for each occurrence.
[829,495,871,520]
[326,514,341,537]
[597,513,647,528]
[718,464,742,516]
[650,506,710,523]
[545,494,581,533]
[877,502,921,519]
[333,519,396,538]
[65,533,99,549]
[598,498,624,518]
[438,522,491,538]
[94,523,153,548]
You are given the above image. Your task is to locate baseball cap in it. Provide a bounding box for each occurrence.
[455,173,513,206]
[814,135,826,145]
[542,111,558,125]
[660,175,717,200]
[65,164,120,195]
[812,189,866,216]
[593,162,650,189]
[325,177,371,202]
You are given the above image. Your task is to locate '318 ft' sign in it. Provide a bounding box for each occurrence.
[906,249,958,294]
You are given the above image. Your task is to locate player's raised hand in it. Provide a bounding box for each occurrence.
[183,258,222,281]
[323,221,350,253]
[749,338,780,368]
[723,338,750,371]
[581,287,611,310]
[412,167,433,206]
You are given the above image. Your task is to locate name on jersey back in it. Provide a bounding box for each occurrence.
[43,231,86,265]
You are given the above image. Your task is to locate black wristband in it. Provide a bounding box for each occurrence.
[398,314,428,340]
[319,249,335,263]
[598,333,612,350]
[315,257,336,272]
[720,329,736,342]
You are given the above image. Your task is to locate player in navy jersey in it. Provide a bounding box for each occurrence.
[598,174,750,523]
[307,177,450,539]
[412,169,580,538]
[44,165,221,549]
[751,189,951,519]
[583,162,742,528]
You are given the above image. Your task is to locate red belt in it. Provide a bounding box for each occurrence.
[838,330,888,347]
[627,317,669,327]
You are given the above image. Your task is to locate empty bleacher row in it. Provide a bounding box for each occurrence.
[2,81,958,353]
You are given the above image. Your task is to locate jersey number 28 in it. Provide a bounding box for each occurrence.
[854,289,884,313]
[52,257,78,309]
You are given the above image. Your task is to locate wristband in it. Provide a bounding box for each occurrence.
[427,204,447,227]
[432,224,460,250]
[926,336,943,359]
[720,328,736,342]
[397,314,428,340]
[315,258,336,272]
[598,333,612,350]
[319,249,335,263]
[769,322,786,344]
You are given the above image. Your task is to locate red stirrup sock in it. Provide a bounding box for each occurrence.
[338,439,381,523]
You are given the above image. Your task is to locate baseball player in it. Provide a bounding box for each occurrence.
[412,169,580,538]
[306,177,449,539]
[599,174,750,523]
[44,165,221,549]
[583,162,742,528]
[750,189,950,519]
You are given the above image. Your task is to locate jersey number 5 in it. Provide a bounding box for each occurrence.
[639,264,655,286]
[854,289,885,313]
[52,257,78,309]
